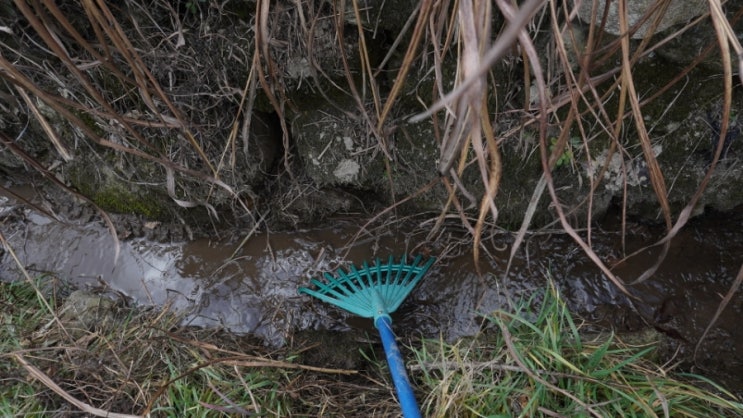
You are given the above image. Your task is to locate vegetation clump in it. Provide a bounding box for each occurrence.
[2,278,740,417]
[414,285,743,417]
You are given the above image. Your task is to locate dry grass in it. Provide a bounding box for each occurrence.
[3,272,741,417]
[392,0,743,330]
[413,0,740,276]
[0,274,402,417]
[1,1,254,222]
[2,0,741,261]
[412,283,743,417]
[3,0,743,397]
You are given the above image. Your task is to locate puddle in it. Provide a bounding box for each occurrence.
[1,191,743,391]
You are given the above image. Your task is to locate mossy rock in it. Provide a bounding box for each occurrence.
[291,95,388,189]
[68,160,169,220]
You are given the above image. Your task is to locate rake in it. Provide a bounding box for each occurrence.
[298,255,435,418]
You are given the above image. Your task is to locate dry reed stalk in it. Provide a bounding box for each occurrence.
[2,0,256,220]
[12,353,143,418]
[497,0,743,295]
[695,261,743,361]
[411,0,547,126]
[331,0,397,202]
[619,0,740,284]
[497,0,637,296]
[14,86,73,161]
[377,0,435,132]
[618,0,672,231]
[689,1,743,358]
[254,0,295,179]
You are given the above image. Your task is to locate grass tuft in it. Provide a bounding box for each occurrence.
[411,284,743,417]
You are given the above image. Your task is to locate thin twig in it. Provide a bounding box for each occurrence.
[694,262,743,360]
[12,353,143,418]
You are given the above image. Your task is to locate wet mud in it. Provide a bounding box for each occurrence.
[1,188,742,393]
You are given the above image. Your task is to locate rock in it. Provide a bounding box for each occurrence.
[574,0,707,39]
[59,290,118,338]
[292,329,366,370]
[291,96,384,188]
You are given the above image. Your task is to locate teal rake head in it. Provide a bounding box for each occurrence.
[298,255,435,321]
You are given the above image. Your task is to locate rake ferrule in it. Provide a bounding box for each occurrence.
[370,287,392,323]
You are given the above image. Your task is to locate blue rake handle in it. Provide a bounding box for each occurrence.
[375,316,422,418]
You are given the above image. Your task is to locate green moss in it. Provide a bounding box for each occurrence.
[90,184,165,219]
[69,161,167,220]
[71,108,106,138]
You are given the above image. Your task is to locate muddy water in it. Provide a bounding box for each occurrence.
[2,193,743,391]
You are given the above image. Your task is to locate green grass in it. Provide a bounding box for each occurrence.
[0,278,55,417]
[146,355,298,417]
[0,278,297,416]
[2,277,742,417]
[0,278,391,416]
[412,284,743,417]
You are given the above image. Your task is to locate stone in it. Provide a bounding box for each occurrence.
[60,290,117,334]
[574,0,707,39]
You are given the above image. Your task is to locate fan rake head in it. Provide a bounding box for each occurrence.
[298,255,435,321]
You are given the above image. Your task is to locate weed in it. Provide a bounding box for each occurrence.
[185,0,206,15]
[549,136,582,168]
[412,285,743,417]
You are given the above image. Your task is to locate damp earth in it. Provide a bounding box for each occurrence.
[1,189,742,395]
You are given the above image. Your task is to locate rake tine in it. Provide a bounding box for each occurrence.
[401,263,416,286]
[313,274,350,299]
[309,277,340,295]
[371,259,385,298]
[371,259,381,284]
[316,273,362,302]
[382,256,394,300]
[360,261,375,288]
[390,271,405,302]
[306,282,347,306]
[386,261,398,301]
[339,267,364,294]
[396,260,411,301]
[397,254,408,281]
[303,286,355,313]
